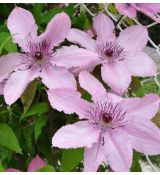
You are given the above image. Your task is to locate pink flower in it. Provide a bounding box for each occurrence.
[0,7,77,105]
[115,3,160,22]
[48,71,160,172]
[6,155,46,172]
[61,13,157,95]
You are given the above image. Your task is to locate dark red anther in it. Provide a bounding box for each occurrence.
[102,113,112,124]
[105,49,114,58]
[35,52,43,61]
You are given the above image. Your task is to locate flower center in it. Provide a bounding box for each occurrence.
[96,41,126,63]
[88,102,127,130]
[21,40,52,66]
[35,51,43,61]
[102,113,112,124]
[105,49,114,58]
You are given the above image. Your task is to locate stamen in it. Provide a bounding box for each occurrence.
[87,101,127,130]
[95,41,126,63]
[21,40,53,66]
[35,52,43,61]
[102,113,112,124]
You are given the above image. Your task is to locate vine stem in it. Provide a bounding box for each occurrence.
[115,15,125,28]
[82,4,95,17]
[145,155,159,172]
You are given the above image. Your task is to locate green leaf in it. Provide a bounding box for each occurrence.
[38,165,55,172]
[130,151,142,172]
[35,115,48,141]
[81,91,92,102]
[130,77,145,97]
[152,111,160,128]
[143,75,160,95]
[64,4,76,17]
[33,4,43,24]
[73,11,87,30]
[149,155,160,165]
[21,102,49,119]
[61,148,84,172]
[0,124,22,154]
[0,32,17,54]
[107,3,119,15]
[23,125,34,153]
[125,17,135,26]
[0,161,4,172]
[41,8,63,24]
[40,4,76,24]
[0,145,12,162]
[21,79,39,115]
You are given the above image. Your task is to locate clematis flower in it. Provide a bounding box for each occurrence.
[48,71,160,172]
[0,7,77,105]
[56,13,157,94]
[115,3,160,23]
[6,155,46,172]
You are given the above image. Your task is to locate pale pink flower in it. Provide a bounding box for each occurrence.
[6,155,46,172]
[48,71,160,172]
[59,13,157,95]
[0,7,77,105]
[115,3,160,22]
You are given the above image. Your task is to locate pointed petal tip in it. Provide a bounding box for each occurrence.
[27,155,46,172]
[52,121,99,149]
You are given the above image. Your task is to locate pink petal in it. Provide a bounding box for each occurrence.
[5,168,20,172]
[117,25,148,54]
[115,4,137,18]
[93,13,115,42]
[0,53,23,78]
[101,62,131,95]
[27,155,46,172]
[125,121,160,155]
[0,74,8,83]
[67,28,95,51]
[104,130,132,172]
[79,71,106,102]
[4,68,39,105]
[52,46,99,69]
[38,12,71,49]
[47,88,90,119]
[52,121,100,148]
[69,63,97,77]
[69,63,98,76]
[125,52,157,77]
[121,94,160,120]
[7,7,38,50]
[102,93,123,104]
[136,3,160,13]
[41,64,76,90]
[84,137,104,172]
